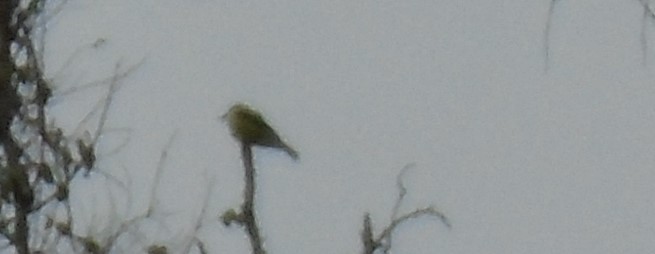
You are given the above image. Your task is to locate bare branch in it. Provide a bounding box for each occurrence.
[360,214,376,254]
[239,143,265,254]
[361,166,450,254]
[181,170,215,254]
[377,206,451,243]
[384,163,414,253]
[638,0,655,65]
[49,38,106,85]
[391,163,414,220]
[196,240,208,254]
[91,59,143,144]
[70,58,144,143]
[544,0,558,72]
[222,143,266,254]
[147,130,178,217]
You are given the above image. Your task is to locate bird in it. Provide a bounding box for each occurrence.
[223,103,299,160]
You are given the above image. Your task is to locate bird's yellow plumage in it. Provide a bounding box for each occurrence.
[224,103,299,160]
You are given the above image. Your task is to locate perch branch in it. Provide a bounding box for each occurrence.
[240,143,265,254]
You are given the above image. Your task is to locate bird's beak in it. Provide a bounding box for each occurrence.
[219,113,228,122]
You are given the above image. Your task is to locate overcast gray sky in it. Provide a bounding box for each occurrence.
[44,0,655,253]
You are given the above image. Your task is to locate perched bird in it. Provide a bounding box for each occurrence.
[223,103,299,160]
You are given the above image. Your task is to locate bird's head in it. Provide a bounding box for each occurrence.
[223,103,253,120]
[220,103,245,120]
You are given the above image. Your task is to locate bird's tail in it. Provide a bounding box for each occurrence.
[282,143,299,160]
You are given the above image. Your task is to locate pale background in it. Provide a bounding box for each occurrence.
[42,0,655,253]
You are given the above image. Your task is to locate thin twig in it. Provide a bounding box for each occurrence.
[383,163,414,253]
[70,58,144,141]
[146,131,178,217]
[544,0,558,73]
[92,59,144,144]
[391,163,414,220]
[376,206,451,244]
[360,167,450,254]
[639,0,655,65]
[182,170,215,253]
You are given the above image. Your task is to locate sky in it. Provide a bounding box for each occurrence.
[40,0,655,253]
